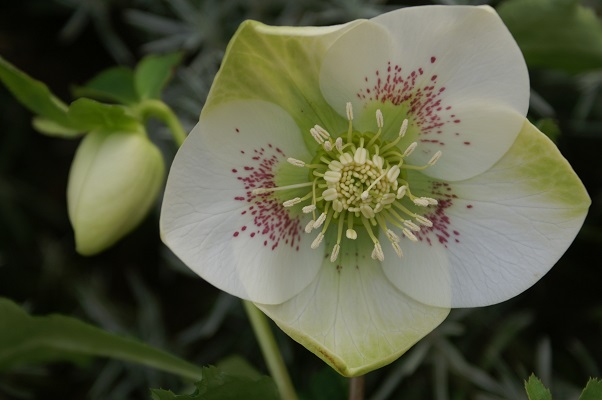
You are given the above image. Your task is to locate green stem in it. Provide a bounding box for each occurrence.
[138,99,187,147]
[243,301,298,400]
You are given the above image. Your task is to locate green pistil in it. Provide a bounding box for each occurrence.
[255,103,442,262]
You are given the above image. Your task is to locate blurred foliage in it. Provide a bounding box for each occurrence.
[0,0,601,399]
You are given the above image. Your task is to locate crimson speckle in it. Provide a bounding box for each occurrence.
[463,141,471,145]
[235,128,240,133]
[231,144,302,251]
[467,204,473,209]
[355,59,463,143]
[413,181,470,248]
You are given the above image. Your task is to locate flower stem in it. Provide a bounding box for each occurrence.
[349,375,365,400]
[243,301,298,400]
[137,99,187,147]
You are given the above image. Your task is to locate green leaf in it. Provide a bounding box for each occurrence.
[579,378,602,400]
[32,116,83,138]
[525,374,553,400]
[0,298,203,381]
[134,52,182,100]
[73,66,139,105]
[67,98,140,133]
[150,366,279,400]
[499,0,602,73]
[0,56,74,127]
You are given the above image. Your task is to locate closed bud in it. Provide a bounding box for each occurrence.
[67,129,164,255]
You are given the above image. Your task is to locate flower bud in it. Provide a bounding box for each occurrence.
[67,129,164,255]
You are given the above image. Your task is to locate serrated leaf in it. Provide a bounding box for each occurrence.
[134,52,182,100]
[0,298,203,381]
[579,378,602,400]
[67,98,140,132]
[0,56,74,127]
[499,0,602,73]
[73,66,139,105]
[215,355,263,381]
[150,366,279,400]
[525,374,553,400]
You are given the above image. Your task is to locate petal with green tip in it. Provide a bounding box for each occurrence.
[258,235,449,377]
[381,120,590,308]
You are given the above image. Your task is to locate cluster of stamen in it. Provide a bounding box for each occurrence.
[252,102,442,262]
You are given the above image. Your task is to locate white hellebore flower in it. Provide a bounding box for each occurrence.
[160,6,590,376]
[68,129,165,255]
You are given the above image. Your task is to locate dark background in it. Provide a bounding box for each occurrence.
[1,0,601,399]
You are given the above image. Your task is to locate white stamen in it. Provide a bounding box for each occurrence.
[310,128,324,144]
[322,188,338,201]
[311,232,324,249]
[335,137,343,151]
[403,142,418,157]
[329,160,343,171]
[330,243,340,262]
[314,125,330,139]
[340,153,353,166]
[302,204,316,213]
[386,165,400,182]
[386,229,400,243]
[354,147,368,165]
[323,141,333,151]
[396,186,407,199]
[404,220,421,232]
[373,242,384,261]
[333,199,343,213]
[392,242,403,258]
[424,197,438,206]
[376,109,384,128]
[415,215,433,227]
[360,204,375,219]
[428,151,442,166]
[402,228,418,242]
[313,212,327,228]
[346,102,354,121]
[374,203,384,213]
[283,197,301,207]
[305,220,315,233]
[372,155,384,169]
[381,193,396,205]
[399,119,409,137]
[287,157,305,167]
[346,229,358,240]
[361,191,370,201]
[252,188,269,195]
[324,170,342,183]
[413,197,430,207]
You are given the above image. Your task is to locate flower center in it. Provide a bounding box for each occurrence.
[253,102,442,262]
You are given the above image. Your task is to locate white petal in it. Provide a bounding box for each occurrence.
[382,121,590,308]
[160,100,323,304]
[319,20,394,134]
[321,6,529,181]
[258,236,449,377]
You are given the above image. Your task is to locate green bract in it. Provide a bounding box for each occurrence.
[160,6,590,376]
[69,129,164,255]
